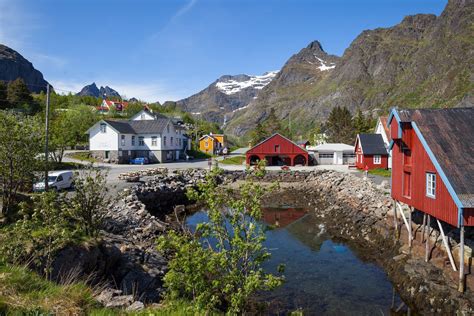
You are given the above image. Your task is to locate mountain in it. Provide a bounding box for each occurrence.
[177,71,278,124]
[76,83,121,98]
[0,44,50,93]
[225,0,474,137]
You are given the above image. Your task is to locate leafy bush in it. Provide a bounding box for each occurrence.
[157,167,283,313]
[0,192,84,278]
[68,166,113,237]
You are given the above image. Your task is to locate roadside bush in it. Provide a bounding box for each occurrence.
[67,166,113,237]
[157,167,283,313]
[0,191,83,279]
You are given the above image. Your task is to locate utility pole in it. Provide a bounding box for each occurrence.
[44,84,51,190]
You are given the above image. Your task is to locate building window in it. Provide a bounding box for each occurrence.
[373,155,381,164]
[152,136,157,146]
[426,173,436,198]
[319,153,334,158]
[121,135,125,146]
[141,114,145,120]
[167,125,170,133]
[100,123,107,133]
[274,145,280,153]
[403,172,411,198]
[171,137,173,146]
[139,136,144,146]
[205,141,208,148]
[179,138,181,146]
[343,153,356,158]
[131,136,135,146]
[163,136,167,146]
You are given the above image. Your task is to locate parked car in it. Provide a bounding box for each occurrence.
[129,157,149,165]
[33,171,74,192]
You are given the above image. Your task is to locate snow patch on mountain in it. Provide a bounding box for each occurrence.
[314,55,336,71]
[215,71,278,95]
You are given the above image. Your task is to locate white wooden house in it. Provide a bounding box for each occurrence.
[88,109,189,163]
[374,116,392,168]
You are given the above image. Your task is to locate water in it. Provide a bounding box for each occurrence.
[186,207,405,315]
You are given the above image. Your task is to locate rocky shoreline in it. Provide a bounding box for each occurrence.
[255,170,474,315]
[49,168,473,313]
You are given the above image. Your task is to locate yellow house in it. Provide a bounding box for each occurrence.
[199,134,226,155]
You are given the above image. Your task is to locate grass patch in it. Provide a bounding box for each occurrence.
[187,149,213,160]
[90,300,208,316]
[67,151,98,163]
[48,161,84,170]
[368,168,391,178]
[0,261,97,315]
[220,155,246,165]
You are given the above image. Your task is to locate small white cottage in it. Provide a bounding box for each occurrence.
[87,109,189,163]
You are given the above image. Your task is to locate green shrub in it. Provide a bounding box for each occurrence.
[157,167,283,313]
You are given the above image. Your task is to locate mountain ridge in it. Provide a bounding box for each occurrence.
[0,44,50,93]
[224,0,474,137]
[176,71,278,124]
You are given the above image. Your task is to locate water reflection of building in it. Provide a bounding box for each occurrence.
[262,207,307,228]
[286,213,327,252]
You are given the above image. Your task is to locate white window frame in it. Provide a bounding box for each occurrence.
[100,123,107,133]
[163,136,167,146]
[138,136,145,146]
[131,136,135,146]
[121,135,125,146]
[373,155,381,164]
[151,136,157,146]
[426,172,436,198]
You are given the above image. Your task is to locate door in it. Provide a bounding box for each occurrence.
[55,175,64,189]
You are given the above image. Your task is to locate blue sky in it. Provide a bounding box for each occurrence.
[0,0,446,102]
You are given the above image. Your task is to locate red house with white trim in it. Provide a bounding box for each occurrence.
[388,108,474,291]
[97,100,129,113]
[354,133,389,170]
[389,108,474,227]
[246,133,309,166]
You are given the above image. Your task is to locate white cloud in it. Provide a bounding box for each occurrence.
[173,0,197,20]
[49,79,187,103]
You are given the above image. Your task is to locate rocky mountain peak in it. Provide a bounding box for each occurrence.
[0,44,50,93]
[306,40,325,53]
[76,83,121,98]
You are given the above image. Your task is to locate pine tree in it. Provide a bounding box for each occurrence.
[249,122,267,146]
[264,108,281,134]
[0,81,9,109]
[7,78,37,113]
[326,106,355,144]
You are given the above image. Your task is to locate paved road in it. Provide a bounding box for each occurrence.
[63,151,390,191]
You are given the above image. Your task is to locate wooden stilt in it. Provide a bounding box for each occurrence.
[421,213,427,242]
[408,206,413,248]
[393,199,398,239]
[425,215,430,262]
[396,203,412,243]
[436,219,457,271]
[458,225,465,292]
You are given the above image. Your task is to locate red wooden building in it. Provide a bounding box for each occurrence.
[246,133,309,166]
[388,108,474,291]
[354,133,389,170]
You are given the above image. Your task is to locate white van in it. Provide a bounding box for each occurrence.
[33,171,74,192]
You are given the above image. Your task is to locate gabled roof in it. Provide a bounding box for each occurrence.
[393,108,474,208]
[376,116,391,142]
[199,135,215,141]
[89,117,171,135]
[356,134,388,155]
[248,133,308,154]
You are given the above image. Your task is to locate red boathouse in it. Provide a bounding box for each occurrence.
[246,133,309,166]
[388,107,474,292]
[354,133,389,170]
